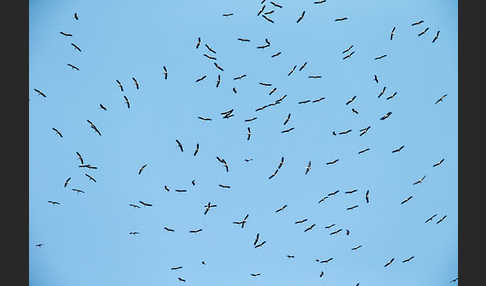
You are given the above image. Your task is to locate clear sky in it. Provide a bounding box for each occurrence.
[29,0,458,285]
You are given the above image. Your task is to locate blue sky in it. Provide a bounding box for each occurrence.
[29,0,457,285]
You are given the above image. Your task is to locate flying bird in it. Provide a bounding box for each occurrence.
[48,201,61,205]
[380,112,392,120]
[352,108,359,114]
[204,202,217,215]
[360,126,371,136]
[433,159,445,167]
[305,161,311,175]
[275,204,287,213]
[177,277,185,282]
[195,75,207,82]
[67,64,79,70]
[411,20,424,26]
[374,55,387,60]
[283,114,291,125]
[270,1,282,8]
[85,173,96,182]
[115,80,123,91]
[129,232,139,235]
[255,241,266,248]
[123,96,130,109]
[171,266,183,270]
[163,227,175,232]
[52,128,63,138]
[325,224,336,229]
[214,63,224,71]
[425,214,437,223]
[435,94,447,104]
[326,159,339,165]
[328,190,340,196]
[365,190,370,203]
[64,177,71,188]
[205,44,216,54]
[60,32,72,36]
[138,164,147,175]
[87,120,102,136]
[308,75,322,79]
[345,189,358,194]
[189,229,202,233]
[384,258,395,267]
[203,54,217,61]
[250,273,261,277]
[432,31,440,43]
[299,62,307,71]
[139,201,152,207]
[163,66,168,79]
[222,13,234,17]
[343,51,355,60]
[218,184,231,189]
[346,96,356,105]
[132,77,139,89]
[295,218,308,224]
[320,271,324,278]
[318,196,328,204]
[71,43,81,52]
[304,223,316,232]
[176,140,183,152]
[314,0,326,3]
[34,88,47,97]
[392,145,405,153]
[342,45,354,54]
[195,37,201,49]
[378,86,387,98]
[246,127,252,141]
[386,92,397,100]
[402,256,415,263]
[335,17,348,21]
[234,74,247,80]
[401,196,413,205]
[436,215,447,224]
[413,176,426,185]
[418,27,430,36]
[298,100,311,104]
[197,116,211,121]
[352,245,362,251]
[281,127,295,133]
[330,229,342,235]
[74,13,79,20]
[262,14,274,23]
[271,51,281,57]
[288,65,297,76]
[312,97,326,103]
[238,38,250,42]
[253,233,260,245]
[129,204,140,208]
[390,27,396,40]
[216,74,221,87]
[347,205,359,210]
[216,156,229,172]
[72,188,85,194]
[99,104,107,111]
[296,11,305,23]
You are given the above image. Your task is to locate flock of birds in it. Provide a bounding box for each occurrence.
[32,2,457,285]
